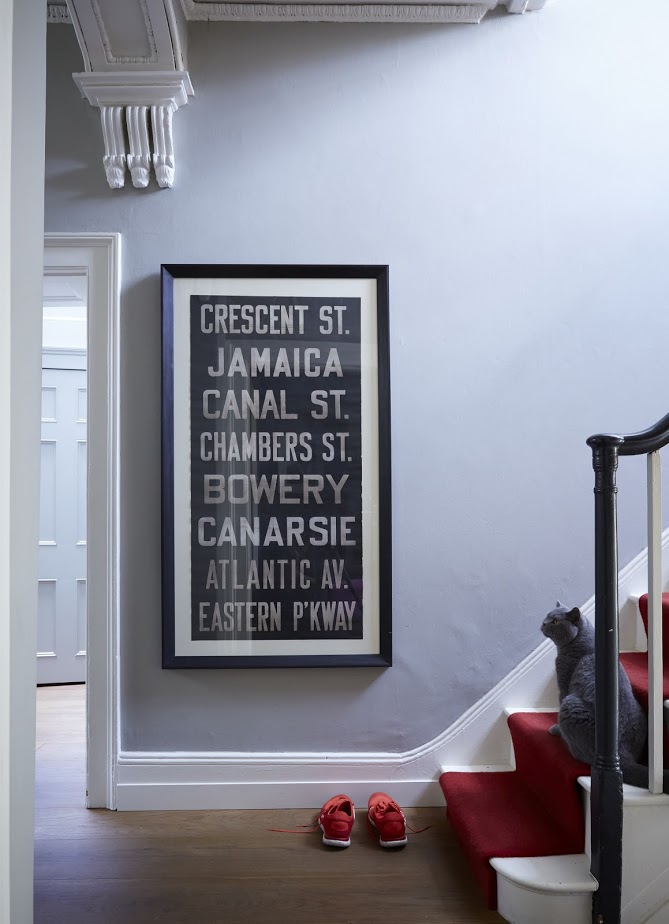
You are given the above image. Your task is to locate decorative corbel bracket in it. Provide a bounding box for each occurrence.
[73,71,193,189]
[65,0,192,190]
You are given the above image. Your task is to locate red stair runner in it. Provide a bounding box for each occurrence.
[638,593,669,658]
[441,592,669,910]
[620,651,669,711]
[620,593,669,711]
[440,712,589,908]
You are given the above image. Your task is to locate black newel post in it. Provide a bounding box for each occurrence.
[587,434,624,924]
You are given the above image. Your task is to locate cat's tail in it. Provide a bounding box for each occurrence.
[621,758,669,794]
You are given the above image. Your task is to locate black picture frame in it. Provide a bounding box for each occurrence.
[161,264,391,668]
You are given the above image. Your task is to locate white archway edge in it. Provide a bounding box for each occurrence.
[1,2,46,922]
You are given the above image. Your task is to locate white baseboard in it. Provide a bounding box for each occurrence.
[115,778,443,810]
[115,531,669,811]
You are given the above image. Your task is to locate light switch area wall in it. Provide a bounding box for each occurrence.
[45,0,669,755]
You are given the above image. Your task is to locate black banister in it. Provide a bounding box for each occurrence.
[586,408,669,922]
[616,409,669,456]
[586,433,624,924]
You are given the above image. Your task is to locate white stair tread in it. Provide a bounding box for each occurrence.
[503,707,558,718]
[490,854,597,894]
[578,776,669,806]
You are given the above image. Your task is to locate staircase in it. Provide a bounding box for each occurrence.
[440,593,669,924]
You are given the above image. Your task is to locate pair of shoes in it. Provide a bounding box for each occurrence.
[318,792,410,849]
[270,792,414,849]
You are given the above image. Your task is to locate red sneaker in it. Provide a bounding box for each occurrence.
[318,794,355,847]
[367,792,407,848]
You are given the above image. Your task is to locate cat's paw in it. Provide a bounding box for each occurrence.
[549,724,562,737]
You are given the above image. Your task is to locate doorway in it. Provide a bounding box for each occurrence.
[42,233,120,809]
[38,271,87,686]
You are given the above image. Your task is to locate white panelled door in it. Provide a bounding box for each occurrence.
[37,350,87,684]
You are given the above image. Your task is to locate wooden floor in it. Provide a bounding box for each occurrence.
[35,685,503,924]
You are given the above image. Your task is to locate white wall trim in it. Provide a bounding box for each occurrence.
[115,529,669,811]
[44,233,121,810]
[115,779,443,810]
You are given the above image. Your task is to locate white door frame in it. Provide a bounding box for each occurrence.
[44,233,121,809]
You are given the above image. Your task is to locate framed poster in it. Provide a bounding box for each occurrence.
[162,264,391,668]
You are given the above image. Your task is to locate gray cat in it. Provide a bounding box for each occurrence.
[541,602,669,792]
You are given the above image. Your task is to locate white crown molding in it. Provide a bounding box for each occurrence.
[54,0,549,28]
[179,0,548,23]
[183,3,490,22]
[73,71,193,188]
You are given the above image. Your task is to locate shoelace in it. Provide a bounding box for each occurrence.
[367,800,432,836]
[268,817,323,834]
[269,803,352,835]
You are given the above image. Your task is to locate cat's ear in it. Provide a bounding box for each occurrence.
[556,600,563,608]
[566,607,581,624]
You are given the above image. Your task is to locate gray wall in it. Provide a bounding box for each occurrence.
[45,0,669,753]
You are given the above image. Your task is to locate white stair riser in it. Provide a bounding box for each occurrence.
[496,879,591,924]
[622,806,669,904]
[583,790,669,911]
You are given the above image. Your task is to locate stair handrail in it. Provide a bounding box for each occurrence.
[616,409,669,455]
[587,413,666,924]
